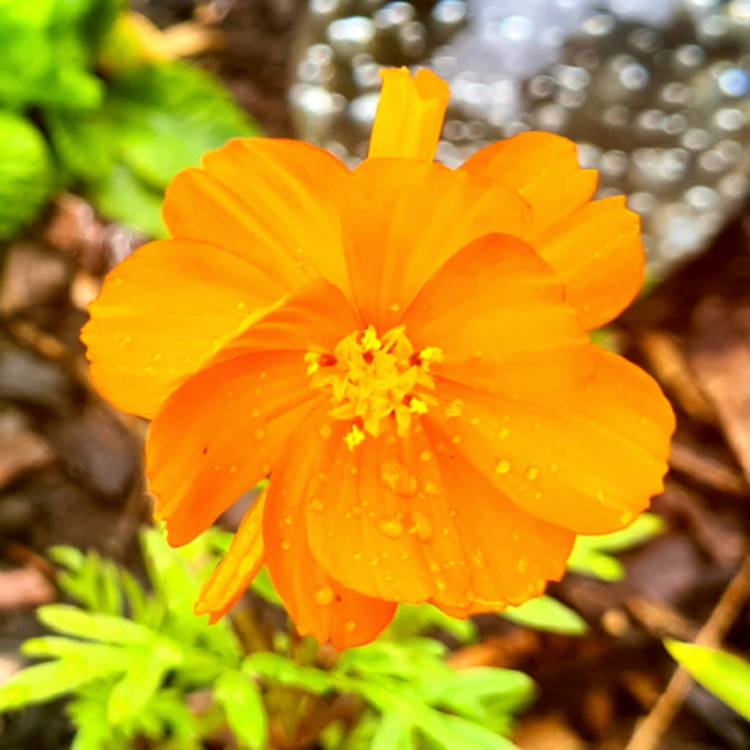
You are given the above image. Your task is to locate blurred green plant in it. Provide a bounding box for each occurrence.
[0,0,257,241]
[0,529,534,750]
[569,513,665,582]
[665,640,750,721]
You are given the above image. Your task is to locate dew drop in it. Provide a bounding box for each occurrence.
[309,498,324,512]
[251,408,261,418]
[320,424,333,439]
[380,460,417,497]
[236,301,247,311]
[419,450,432,463]
[281,540,291,551]
[315,587,334,605]
[517,556,528,573]
[253,428,265,441]
[445,399,464,417]
[498,427,510,439]
[526,466,539,481]
[495,459,511,475]
[378,517,404,539]
[409,510,433,542]
[345,620,357,633]
[229,464,238,474]
[423,481,440,496]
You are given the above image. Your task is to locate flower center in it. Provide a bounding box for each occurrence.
[305,325,442,450]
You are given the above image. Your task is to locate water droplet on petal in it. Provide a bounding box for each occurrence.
[409,510,433,542]
[419,450,432,462]
[345,620,356,633]
[253,428,265,441]
[423,481,440,496]
[498,427,510,439]
[315,587,334,605]
[380,459,417,497]
[320,424,333,439]
[309,498,324,512]
[378,517,404,539]
[517,556,528,573]
[526,466,539,481]
[495,459,511,475]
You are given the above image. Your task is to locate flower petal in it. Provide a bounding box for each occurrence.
[264,411,396,649]
[195,494,265,623]
[146,350,318,546]
[303,418,574,610]
[164,138,350,295]
[430,347,674,534]
[343,161,531,329]
[214,279,361,363]
[462,132,643,328]
[403,233,590,398]
[462,131,597,237]
[533,196,644,329]
[82,239,284,418]
[369,68,450,162]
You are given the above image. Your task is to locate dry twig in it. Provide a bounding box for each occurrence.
[625,556,750,750]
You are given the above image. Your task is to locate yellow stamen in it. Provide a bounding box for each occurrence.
[345,424,366,451]
[307,324,442,447]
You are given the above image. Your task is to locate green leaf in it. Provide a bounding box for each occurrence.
[665,641,750,721]
[21,637,130,671]
[251,567,284,607]
[419,712,518,750]
[0,112,55,239]
[105,62,257,187]
[0,658,116,711]
[578,514,665,553]
[107,645,180,726]
[503,596,587,635]
[371,712,413,750]
[388,604,478,643]
[92,164,167,238]
[214,669,268,749]
[244,653,334,696]
[0,0,105,110]
[37,605,156,645]
[568,513,664,581]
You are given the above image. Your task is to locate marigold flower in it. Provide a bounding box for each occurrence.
[82,68,675,649]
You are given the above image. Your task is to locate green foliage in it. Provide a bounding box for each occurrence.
[665,640,750,721]
[0,112,56,239]
[0,529,533,750]
[503,596,587,636]
[47,60,258,235]
[568,513,665,582]
[0,0,258,240]
[0,0,110,111]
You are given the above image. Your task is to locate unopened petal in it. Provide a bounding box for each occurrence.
[196,494,265,623]
[369,68,450,162]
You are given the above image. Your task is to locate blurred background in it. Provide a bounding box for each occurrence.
[0,1,749,749]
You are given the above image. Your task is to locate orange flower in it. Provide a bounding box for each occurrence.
[82,68,674,649]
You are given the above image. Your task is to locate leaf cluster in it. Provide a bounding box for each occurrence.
[0,529,535,750]
[0,0,257,241]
